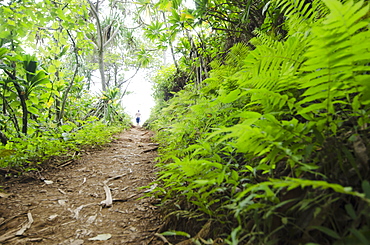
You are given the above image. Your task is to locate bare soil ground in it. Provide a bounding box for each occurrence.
[0,127,164,245]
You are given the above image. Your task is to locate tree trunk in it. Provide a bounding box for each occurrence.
[88,0,107,91]
[58,30,80,124]
[13,82,28,135]
[98,48,106,91]
[4,70,28,135]
[161,11,179,72]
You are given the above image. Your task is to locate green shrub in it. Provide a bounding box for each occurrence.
[0,118,129,169]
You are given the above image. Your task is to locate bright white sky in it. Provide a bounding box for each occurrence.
[90,69,155,125]
[120,70,155,125]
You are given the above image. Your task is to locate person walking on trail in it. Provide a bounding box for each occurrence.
[135,110,141,126]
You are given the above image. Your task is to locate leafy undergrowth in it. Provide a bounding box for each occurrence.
[148,0,370,244]
[0,118,130,172]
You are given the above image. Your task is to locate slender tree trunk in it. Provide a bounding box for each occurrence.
[98,48,106,91]
[58,30,80,124]
[88,0,107,91]
[4,70,28,135]
[161,11,179,71]
[2,82,6,114]
[13,82,28,135]
[114,65,118,87]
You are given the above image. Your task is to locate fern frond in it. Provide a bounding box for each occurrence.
[238,34,307,92]
[251,29,279,47]
[236,178,368,202]
[297,0,370,124]
[244,88,296,114]
[226,42,250,67]
[273,0,327,21]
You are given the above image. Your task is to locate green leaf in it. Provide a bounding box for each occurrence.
[193,179,216,185]
[60,124,74,132]
[7,19,15,26]
[349,228,370,244]
[221,89,240,103]
[0,48,8,58]
[237,111,261,119]
[231,170,239,181]
[48,65,57,74]
[29,96,39,105]
[28,106,39,115]
[161,230,191,238]
[310,226,341,239]
[362,180,370,199]
[344,203,357,220]
[0,30,10,39]
[31,70,46,83]
[281,217,288,225]
[25,60,37,74]
[245,165,254,172]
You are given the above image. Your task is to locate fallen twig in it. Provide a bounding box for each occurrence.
[147,224,164,245]
[16,212,34,236]
[0,213,35,243]
[154,233,173,245]
[106,174,127,182]
[142,147,159,153]
[0,213,26,227]
[61,220,76,226]
[101,173,129,208]
[114,209,127,214]
[58,160,73,168]
[101,182,113,207]
[81,177,87,185]
[0,230,18,243]
[24,237,44,242]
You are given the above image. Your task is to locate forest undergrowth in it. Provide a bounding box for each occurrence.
[146,0,370,244]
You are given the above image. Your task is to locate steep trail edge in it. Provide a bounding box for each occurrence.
[0,127,163,244]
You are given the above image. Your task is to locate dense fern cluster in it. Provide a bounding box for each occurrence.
[149,0,370,244]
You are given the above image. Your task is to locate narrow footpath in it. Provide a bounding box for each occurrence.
[0,127,163,244]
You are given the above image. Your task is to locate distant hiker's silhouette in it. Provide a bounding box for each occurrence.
[135,110,141,126]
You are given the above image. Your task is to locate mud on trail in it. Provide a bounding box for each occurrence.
[0,127,164,245]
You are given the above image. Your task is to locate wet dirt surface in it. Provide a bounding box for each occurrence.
[0,127,163,244]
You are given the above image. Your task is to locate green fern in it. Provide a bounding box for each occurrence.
[273,0,327,21]
[237,34,307,93]
[297,0,370,131]
[236,178,368,203]
[225,42,251,67]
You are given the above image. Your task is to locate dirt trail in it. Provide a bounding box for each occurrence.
[0,127,163,245]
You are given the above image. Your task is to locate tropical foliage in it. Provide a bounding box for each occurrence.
[0,0,132,170]
[149,0,370,244]
[2,0,370,243]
